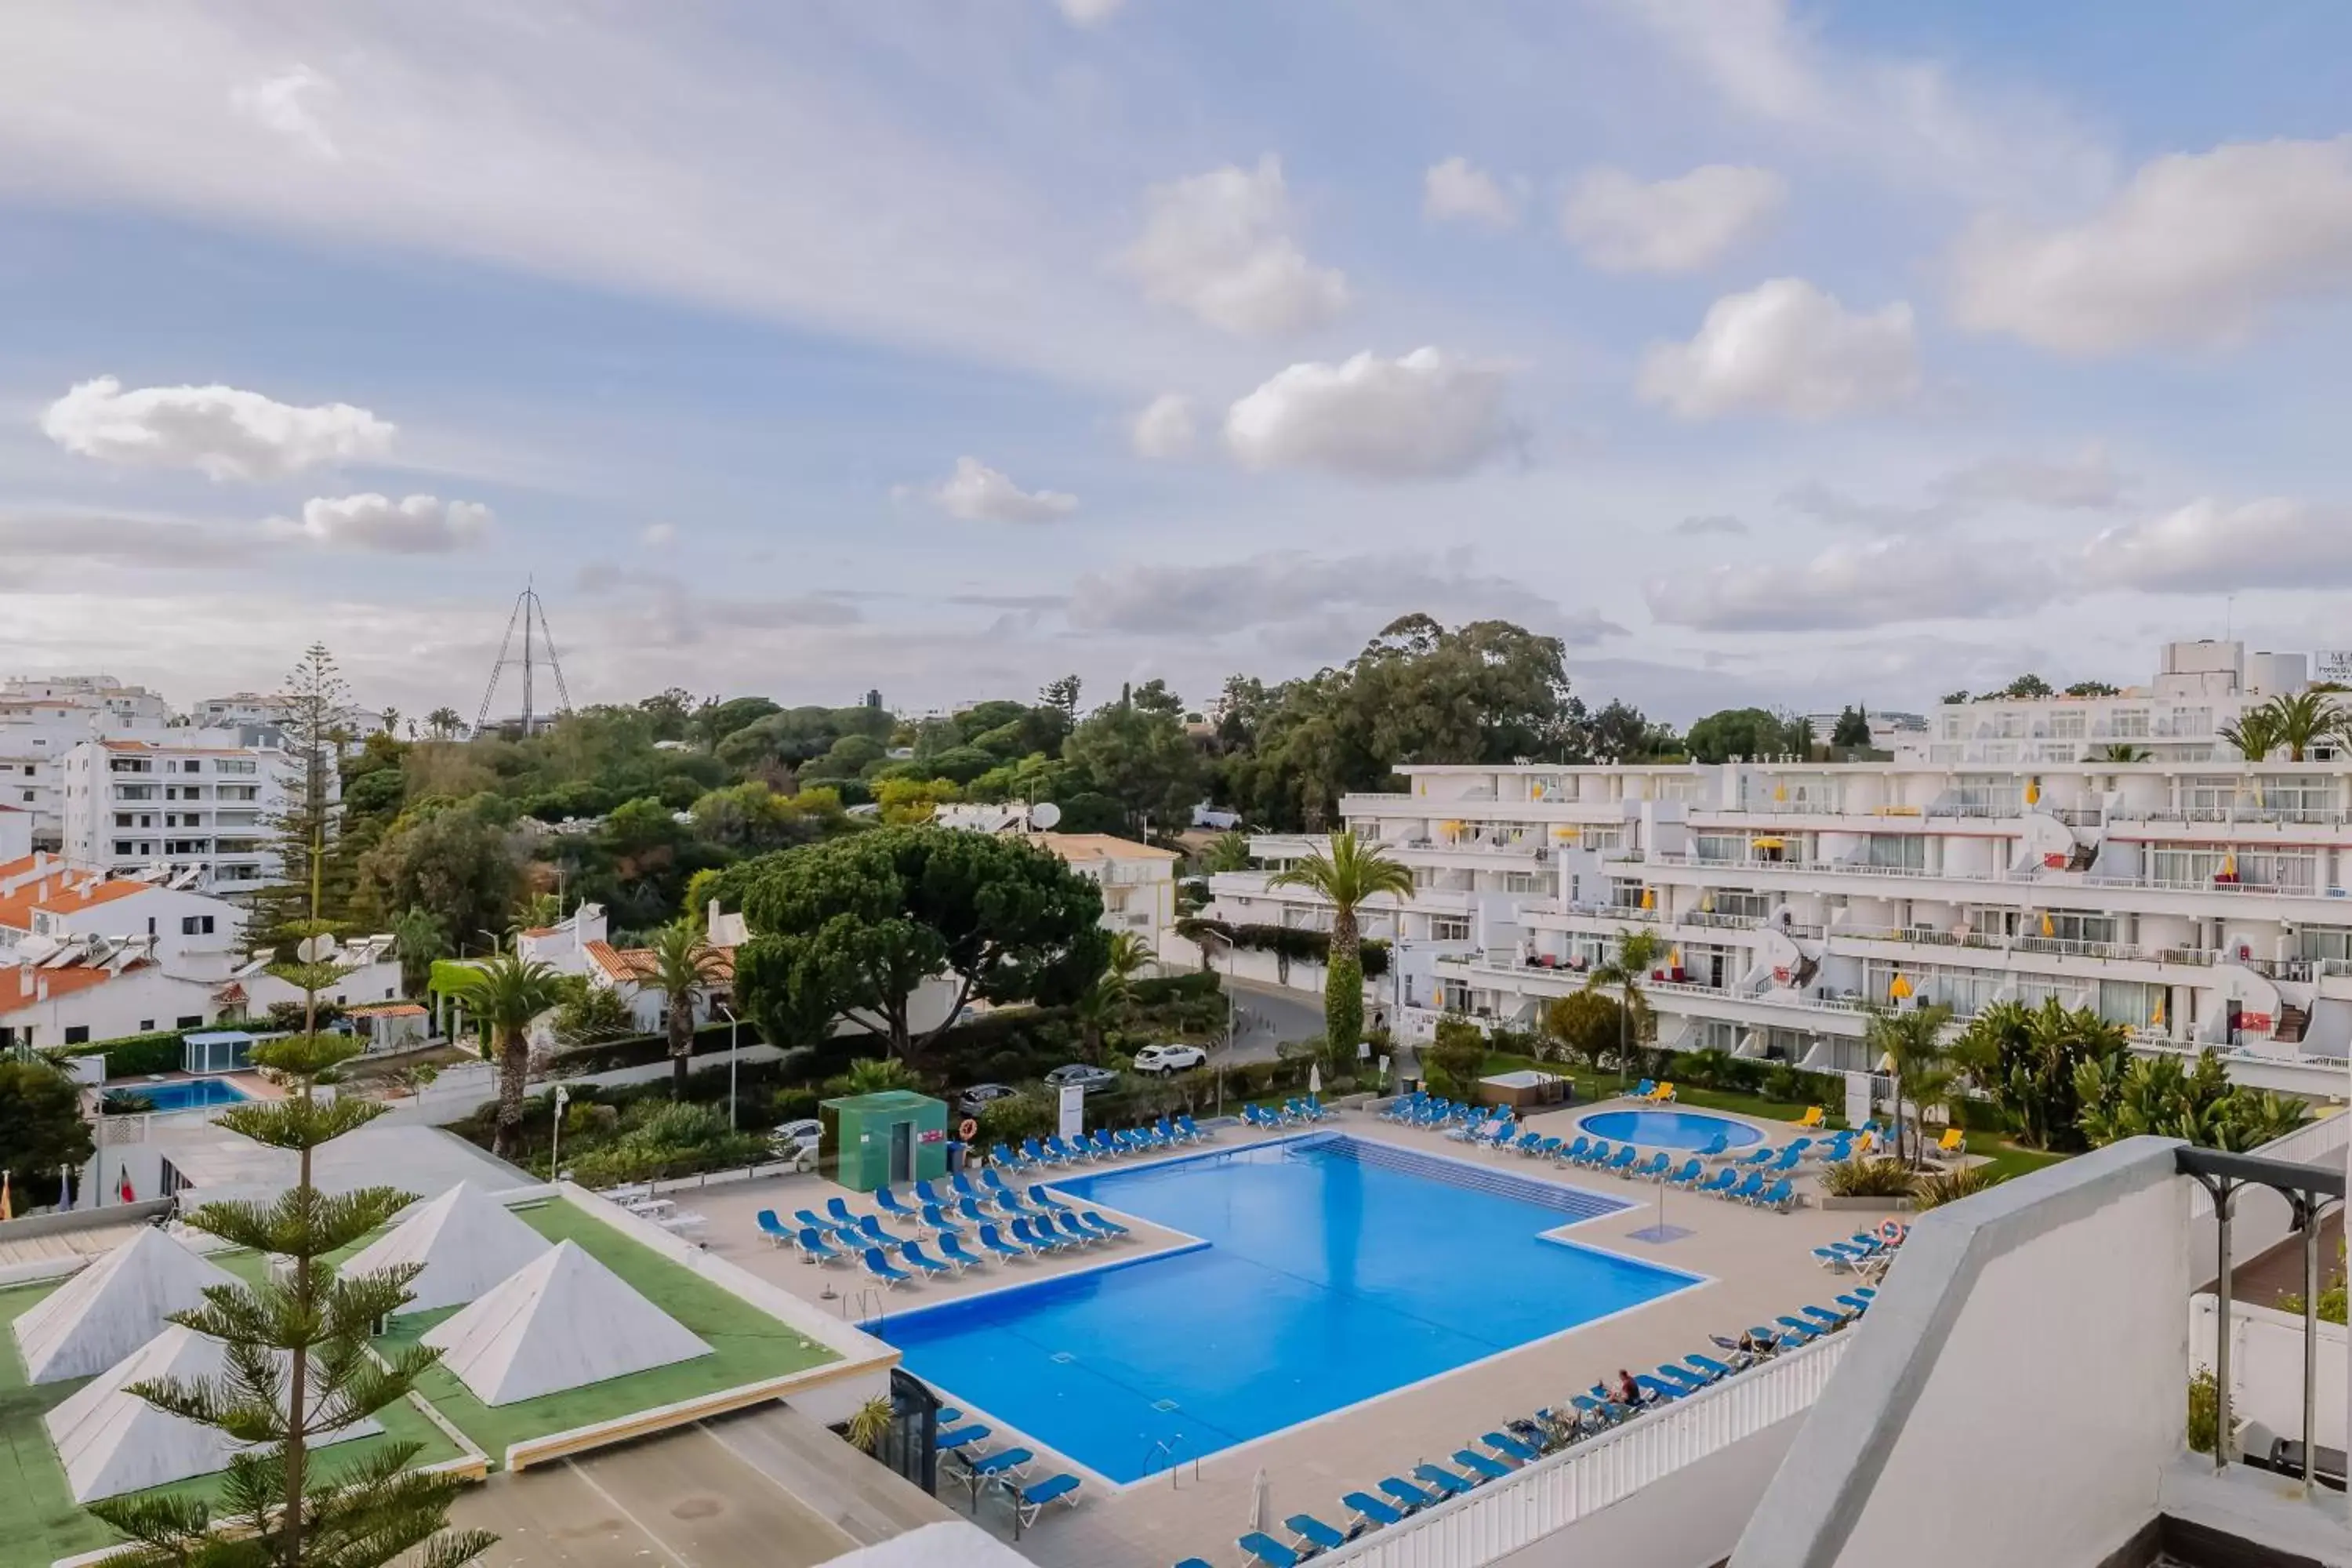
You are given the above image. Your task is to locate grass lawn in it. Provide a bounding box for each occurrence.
[375,1200,838,1467]
[0,1275,463,1568]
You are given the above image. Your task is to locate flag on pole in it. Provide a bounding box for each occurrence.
[1,1171,12,1223]
[118,1170,135,1204]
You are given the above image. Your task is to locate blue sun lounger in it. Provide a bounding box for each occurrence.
[873,1185,919,1222]
[1028,1184,1074,1213]
[1178,1112,1212,1142]
[1604,1146,1639,1175]
[1799,1303,1851,1329]
[1576,1138,1610,1167]
[1452,1449,1512,1483]
[853,1215,897,1248]
[756,1209,793,1247]
[792,1207,831,1232]
[1378,1475,1441,1513]
[824,1196,858,1227]
[991,1142,1031,1172]
[1285,1513,1350,1553]
[1022,1136,1058,1167]
[793,1226,845,1265]
[1774,1316,1826,1342]
[1238,1532,1303,1568]
[860,1247,913,1288]
[976,1222,1029,1261]
[1726,1173,1766,1203]
[1697,1132,1732,1159]
[1633,1152,1671,1180]
[1686,1352,1740,1381]
[1632,1078,1657,1099]
[1343,1490,1407,1532]
[1555,1134,1590,1164]
[1052,1211,1099,1248]
[1007,1472,1082,1527]
[1634,1374,1682,1403]
[1661,1158,1702,1187]
[1483,1428,1542,1464]
[936,1232,988,1271]
[1412,1463,1478,1498]
[935,1423,991,1452]
[949,1171,985,1203]
[1010,1217,1066,1253]
[954,1196,996,1228]
[1695,1167,1739,1195]
[1076,1210,1128,1240]
[896,1242,954,1280]
[1652,1365,1708,1396]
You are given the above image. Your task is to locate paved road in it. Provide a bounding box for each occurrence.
[1207,976,1417,1084]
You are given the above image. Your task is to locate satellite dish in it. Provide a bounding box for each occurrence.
[1028,801,1062,831]
[296,934,340,964]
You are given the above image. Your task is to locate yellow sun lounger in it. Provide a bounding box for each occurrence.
[1644,1082,1677,1104]
[1935,1127,1967,1158]
[1795,1105,1825,1129]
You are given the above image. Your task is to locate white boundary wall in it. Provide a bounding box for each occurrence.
[2191,1293,2347,1451]
[1318,1331,1849,1567]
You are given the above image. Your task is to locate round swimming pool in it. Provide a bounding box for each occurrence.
[1578,1109,1765,1151]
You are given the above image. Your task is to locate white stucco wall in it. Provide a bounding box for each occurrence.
[2192,1294,2347,1452]
[1492,1416,1802,1568]
[1830,1162,2186,1566]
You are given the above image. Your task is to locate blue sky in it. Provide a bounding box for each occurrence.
[5,0,2351,724]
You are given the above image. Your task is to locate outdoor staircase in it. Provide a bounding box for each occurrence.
[2274,1004,2310,1044]
[2067,840,2099,872]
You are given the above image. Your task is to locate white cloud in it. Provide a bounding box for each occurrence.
[1649,535,2058,632]
[229,65,337,158]
[2083,498,2352,592]
[1947,137,2352,354]
[1120,155,1348,336]
[1423,157,1523,230]
[1613,0,2109,207]
[1932,445,2125,510]
[1225,347,1517,479]
[1560,165,1785,273]
[1779,479,1958,534]
[41,376,396,481]
[1056,0,1126,24]
[0,514,258,568]
[283,493,492,554]
[928,456,1077,523]
[1637,278,1919,421]
[1675,514,1749,537]
[1069,547,1613,641]
[1129,394,1197,459]
[641,521,677,546]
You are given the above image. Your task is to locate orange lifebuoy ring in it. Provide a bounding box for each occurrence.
[958,1118,978,1142]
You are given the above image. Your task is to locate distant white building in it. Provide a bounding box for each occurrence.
[1926,639,2315,765]
[932,808,1180,946]
[0,678,182,845]
[60,736,319,896]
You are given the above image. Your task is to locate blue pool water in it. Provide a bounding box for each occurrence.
[1578,1109,1764,1150]
[129,1078,249,1112]
[874,1134,1701,1482]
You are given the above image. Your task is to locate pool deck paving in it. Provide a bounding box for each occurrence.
[686,1096,1883,1568]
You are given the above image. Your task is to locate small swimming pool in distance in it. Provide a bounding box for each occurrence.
[126,1078,250,1112]
[1579,1108,1765,1151]
[874,1133,1702,1483]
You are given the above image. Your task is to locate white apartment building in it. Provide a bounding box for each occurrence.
[0,678,181,845]
[1207,752,2352,1098]
[933,804,1181,945]
[60,737,317,896]
[0,852,244,981]
[192,691,387,742]
[1922,638,2316,764]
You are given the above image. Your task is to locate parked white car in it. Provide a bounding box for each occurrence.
[1132,1043,1208,1076]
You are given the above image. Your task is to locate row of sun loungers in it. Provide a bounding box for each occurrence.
[1813,1218,1909,1272]
[993,1114,1213,1173]
[1195,1287,1882,1567]
[929,1417,1086,1534]
[1242,1097,1330,1129]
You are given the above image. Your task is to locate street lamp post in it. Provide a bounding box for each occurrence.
[718,1003,742,1130]
[549,1083,571,1180]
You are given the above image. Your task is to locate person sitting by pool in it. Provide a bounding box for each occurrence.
[1613,1370,1642,1406]
[1737,1328,1773,1358]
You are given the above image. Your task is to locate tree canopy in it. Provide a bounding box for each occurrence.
[720,827,1110,1061]
[1684,707,1812,764]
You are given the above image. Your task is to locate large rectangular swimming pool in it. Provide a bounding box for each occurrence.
[126,1078,249,1112]
[874,1133,1702,1483]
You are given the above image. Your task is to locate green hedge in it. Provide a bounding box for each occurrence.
[1175,920,1389,977]
[66,1030,189,1078]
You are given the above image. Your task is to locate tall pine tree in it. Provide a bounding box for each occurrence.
[246,644,355,957]
[89,854,492,1568]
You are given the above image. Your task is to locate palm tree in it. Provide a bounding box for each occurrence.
[1076,930,1156,1062]
[425,706,466,740]
[510,890,565,935]
[646,919,728,1098]
[2267,691,2343,761]
[439,953,567,1156]
[1585,927,1668,1089]
[1864,1001,1956,1167]
[1269,832,1414,1058]
[2092,743,2151,763]
[2220,705,2283,763]
[1200,830,1254,873]
[377,705,402,740]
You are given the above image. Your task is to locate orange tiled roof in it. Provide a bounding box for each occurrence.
[0,871,155,931]
[0,960,138,1011]
[347,1001,427,1017]
[586,941,733,987]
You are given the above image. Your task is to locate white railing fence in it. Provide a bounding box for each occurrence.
[1322,1332,1850,1567]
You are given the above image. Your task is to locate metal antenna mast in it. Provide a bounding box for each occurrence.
[474,579,574,736]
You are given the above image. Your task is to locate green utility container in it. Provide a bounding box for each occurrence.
[822,1090,951,1193]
